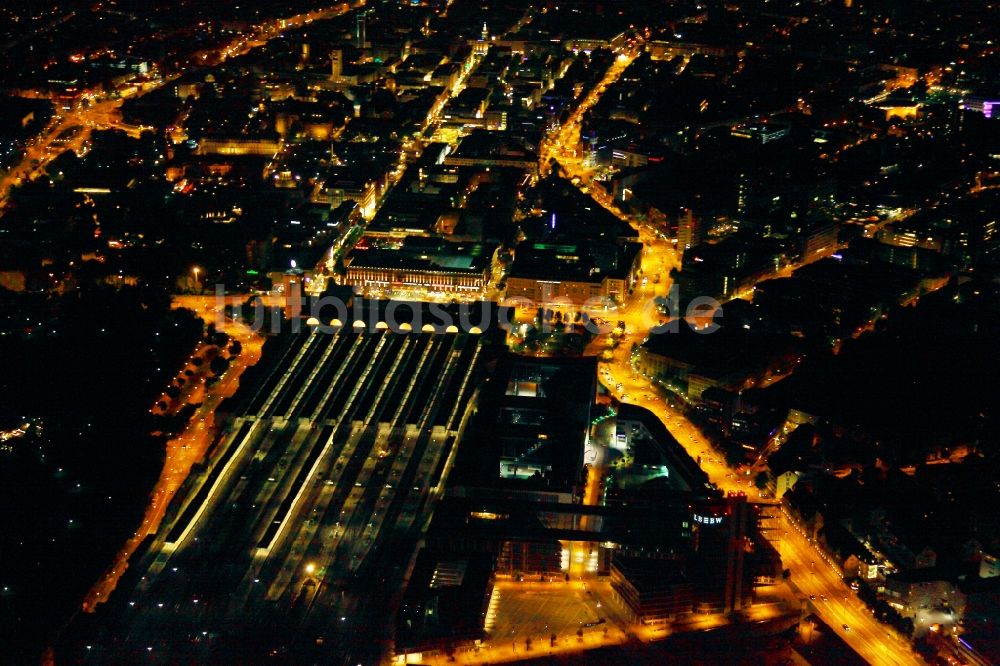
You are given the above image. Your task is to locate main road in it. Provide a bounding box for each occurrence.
[593,320,922,666]
[543,44,924,666]
[0,2,357,212]
[82,295,264,611]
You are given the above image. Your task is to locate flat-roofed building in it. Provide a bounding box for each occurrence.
[504,241,641,306]
[344,237,498,297]
[611,556,696,624]
[195,133,283,156]
[444,129,538,176]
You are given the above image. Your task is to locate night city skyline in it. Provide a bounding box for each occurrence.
[1,1,999,664]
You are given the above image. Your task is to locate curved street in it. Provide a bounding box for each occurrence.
[546,49,925,666]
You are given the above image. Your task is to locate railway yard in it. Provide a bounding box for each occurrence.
[84,319,491,663]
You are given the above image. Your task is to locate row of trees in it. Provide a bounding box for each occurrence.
[154,323,241,412]
[854,578,916,637]
[511,308,598,355]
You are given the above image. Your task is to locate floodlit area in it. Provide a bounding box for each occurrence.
[412,579,798,666]
[488,581,620,643]
[415,581,631,665]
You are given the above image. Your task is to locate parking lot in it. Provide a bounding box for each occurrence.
[489,581,609,644]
